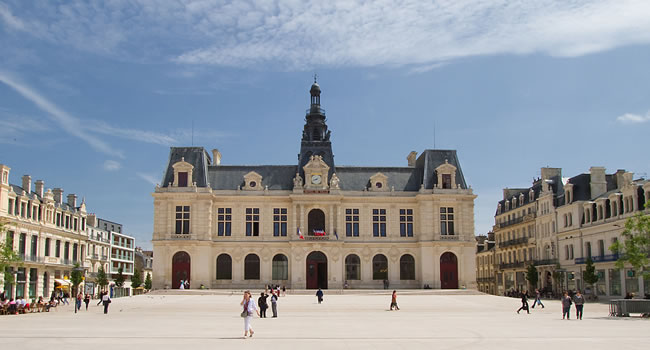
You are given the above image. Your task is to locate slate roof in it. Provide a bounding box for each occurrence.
[161,147,470,192]
[9,184,77,211]
[495,182,543,215]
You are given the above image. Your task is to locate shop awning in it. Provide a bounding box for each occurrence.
[54,279,71,285]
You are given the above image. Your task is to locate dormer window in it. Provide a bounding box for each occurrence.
[497,203,502,214]
[172,158,194,188]
[529,189,534,202]
[505,200,510,211]
[442,174,452,189]
[435,160,457,189]
[512,197,517,208]
[243,171,263,190]
[369,172,388,192]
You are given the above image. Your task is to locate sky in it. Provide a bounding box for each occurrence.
[1,1,649,250]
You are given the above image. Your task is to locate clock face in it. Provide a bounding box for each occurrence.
[311,174,322,184]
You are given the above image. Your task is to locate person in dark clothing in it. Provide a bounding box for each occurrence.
[531,289,545,309]
[84,294,90,310]
[316,289,324,304]
[561,291,572,319]
[271,291,278,317]
[102,292,111,314]
[258,292,268,318]
[97,291,105,306]
[574,290,585,320]
[517,290,530,314]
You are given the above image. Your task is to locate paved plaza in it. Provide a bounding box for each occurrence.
[1,290,648,350]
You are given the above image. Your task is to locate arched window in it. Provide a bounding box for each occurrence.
[345,254,360,280]
[372,254,388,280]
[272,254,288,280]
[400,254,415,280]
[244,254,260,280]
[216,254,232,280]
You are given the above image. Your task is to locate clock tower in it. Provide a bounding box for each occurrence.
[297,78,335,183]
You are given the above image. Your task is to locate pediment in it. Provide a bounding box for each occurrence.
[369,172,388,191]
[243,171,263,190]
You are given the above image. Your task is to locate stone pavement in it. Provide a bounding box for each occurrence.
[1,291,648,350]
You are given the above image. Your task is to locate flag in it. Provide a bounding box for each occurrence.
[334,230,339,240]
[298,227,304,240]
[313,229,327,236]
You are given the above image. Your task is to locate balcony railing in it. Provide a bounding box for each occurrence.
[477,277,496,283]
[498,237,529,248]
[575,253,619,264]
[499,262,525,269]
[101,255,108,261]
[534,259,559,266]
[20,254,44,263]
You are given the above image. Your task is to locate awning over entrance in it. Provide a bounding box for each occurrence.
[54,279,71,285]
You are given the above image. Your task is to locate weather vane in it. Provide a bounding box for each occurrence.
[313,73,318,83]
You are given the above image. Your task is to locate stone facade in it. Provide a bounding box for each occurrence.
[152,83,478,290]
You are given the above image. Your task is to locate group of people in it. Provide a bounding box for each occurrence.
[515,289,586,320]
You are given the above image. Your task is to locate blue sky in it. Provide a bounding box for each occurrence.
[1,1,649,249]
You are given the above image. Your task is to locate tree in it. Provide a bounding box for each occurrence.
[144,272,152,290]
[0,220,22,286]
[583,257,599,297]
[552,264,564,295]
[115,266,125,288]
[96,266,109,291]
[610,205,650,281]
[131,268,142,289]
[70,263,84,303]
[526,264,538,290]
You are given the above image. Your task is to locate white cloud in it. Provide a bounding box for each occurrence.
[103,160,121,171]
[0,2,25,31]
[136,172,160,186]
[3,1,650,70]
[616,112,650,124]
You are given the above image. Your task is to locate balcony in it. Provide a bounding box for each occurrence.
[477,277,496,283]
[498,237,529,248]
[575,254,619,264]
[101,255,108,261]
[497,214,534,229]
[499,262,525,270]
[20,254,44,263]
[534,259,559,266]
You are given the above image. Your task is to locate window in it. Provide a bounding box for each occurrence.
[272,254,288,280]
[45,238,50,257]
[55,240,61,258]
[440,207,455,235]
[244,254,260,280]
[19,233,26,255]
[569,244,574,260]
[30,235,37,257]
[442,174,452,189]
[400,209,414,237]
[372,254,388,280]
[273,208,287,236]
[64,242,70,260]
[8,199,14,215]
[65,215,69,229]
[598,240,605,258]
[345,254,360,280]
[565,245,569,260]
[216,254,232,280]
[345,209,359,237]
[372,209,386,237]
[73,218,78,231]
[400,254,415,280]
[73,243,78,261]
[217,208,232,236]
[246,208,260,236]
[175,206,190,234]
[178,172,188,187]
[585,242,591,258]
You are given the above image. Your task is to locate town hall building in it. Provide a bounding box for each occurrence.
[152,82,477,290]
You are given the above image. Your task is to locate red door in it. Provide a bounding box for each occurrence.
[440,252,458,289]
[172,251,191,289]
[306,251,327,289]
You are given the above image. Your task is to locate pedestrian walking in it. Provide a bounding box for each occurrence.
[574,290,585,320]
[531,289,545,309]
[179,280,185,290]
[390,290,400,310]
[271,291,278,317]
[75,292,82,313]
[102,292,111,314]
[316,288,324,304]
[97,291,105,306]
[258,292,268,318]
[62,292,69,305]
[281,285,286,297]
[241,291,259,338]
[517,290,530,314]
[561,291,572,320]
[84,294,90,310]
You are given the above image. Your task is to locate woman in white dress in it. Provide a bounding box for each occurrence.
[179,280,185,290]
[240,291,259,337]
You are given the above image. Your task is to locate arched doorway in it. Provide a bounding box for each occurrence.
[172,251,191,289]
[306,251,327,289]
[440,252,458,289]
[545,271,553,291]
[308,209,325,236]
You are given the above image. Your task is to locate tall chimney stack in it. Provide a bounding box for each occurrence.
[212,149,222,165]
[589,167,607,198]
[52,188,63,204]
[407,151,417,167]
[35,180,45,198]
[22,175,31,194]
[67,194,77,208]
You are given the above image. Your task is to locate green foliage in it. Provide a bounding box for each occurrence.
[70,263,84,296]
[144,272,152,290]
[115,266,125,287]
[610,207,650,281]
[96,266,109,289]
[552,264,564,292]
[526,264,538,288]
[583,257,599,286]
[0,220,22,285]
[131,268,142,288]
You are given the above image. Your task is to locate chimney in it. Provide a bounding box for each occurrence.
[53,188,63,204]
[589,167,607,198]
[86,214,97,227]
[407,151,417,167]
[615,169,626,189]
[541,167,562,192]
[212,149,222,165]
[35,180,45,198]
[22,175,31,194]
[67,194,77,208]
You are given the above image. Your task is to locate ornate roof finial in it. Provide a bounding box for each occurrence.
[314,73,318,83]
